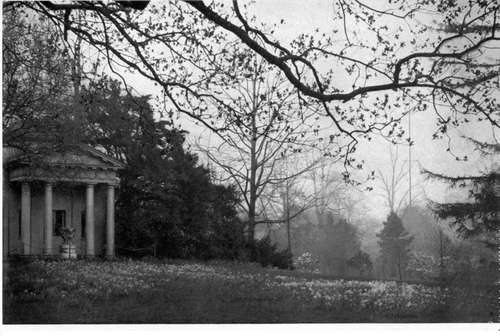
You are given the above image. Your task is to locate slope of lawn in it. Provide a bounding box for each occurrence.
[3,258,497,323]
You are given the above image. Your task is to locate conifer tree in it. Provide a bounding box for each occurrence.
[377,212,413,281]
[424,139,500,248]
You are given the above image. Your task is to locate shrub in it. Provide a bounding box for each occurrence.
[252,236,294,270]
[347,250,373,277]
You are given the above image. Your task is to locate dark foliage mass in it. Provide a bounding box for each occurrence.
[253,236,294,270]
[347,250,373,276]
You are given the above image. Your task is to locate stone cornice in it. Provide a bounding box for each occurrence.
[8,166,120,185]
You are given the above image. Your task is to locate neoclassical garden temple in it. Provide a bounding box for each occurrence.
[2,145,124,259]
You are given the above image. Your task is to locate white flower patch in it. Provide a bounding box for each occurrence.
[26,259,450,317]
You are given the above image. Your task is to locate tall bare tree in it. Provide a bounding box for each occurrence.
[195,54,323,250]
[376,145,410,214]
[258,153,320,254]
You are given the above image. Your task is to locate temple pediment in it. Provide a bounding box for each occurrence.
[44,146,124,170]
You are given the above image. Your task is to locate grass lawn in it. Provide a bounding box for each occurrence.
[3,258,497,323]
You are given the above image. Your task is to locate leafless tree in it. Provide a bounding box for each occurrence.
[195,57,324,249]
[375,144,422,214]
[309,157,356,226]
[9,1,498,173]
[257,153,320,254]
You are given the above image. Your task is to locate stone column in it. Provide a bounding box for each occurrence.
[106,184,115,258]
[44,182,53,256]
[21,182,31,255]
[85,183,95,257]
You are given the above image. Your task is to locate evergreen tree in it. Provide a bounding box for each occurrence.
[423,139,500,248]
[377,212,413,280]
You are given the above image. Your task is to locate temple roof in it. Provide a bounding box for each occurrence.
[3,144,125,170]
[3,145,124,185]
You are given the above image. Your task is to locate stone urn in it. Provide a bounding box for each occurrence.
[60,227,77,259]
